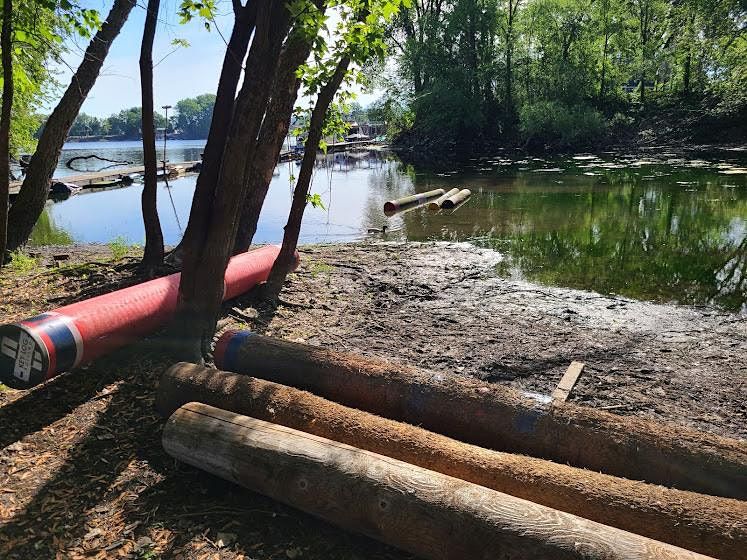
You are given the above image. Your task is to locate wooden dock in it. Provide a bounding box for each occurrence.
[9,161,200,195]
[10,140,385,196]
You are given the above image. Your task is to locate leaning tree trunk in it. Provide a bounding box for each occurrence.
[261,55,351,300]
[232,11,327,254]
[139,0,164,272]
[174,0,291,361]
[5,0,135,251]
[503,3,518,136]
[0,0,13,266]
[166,2,256,266]
[598,31,609,103]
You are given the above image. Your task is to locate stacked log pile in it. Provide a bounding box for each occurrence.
[159,333,747,560]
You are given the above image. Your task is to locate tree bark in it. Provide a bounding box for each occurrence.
[163,403,713,560]
[166,2,257,266]
[212,332,747,500]
[157,364,747,560]
[503,0,519,132]
[174,0,291,361]
[0,0,13,265]
[233,8,327,254]
[139,0,164,272]
[598,30,610,103]
[260,55,351,300]
[638,0,649,106]
[5,0,136,251]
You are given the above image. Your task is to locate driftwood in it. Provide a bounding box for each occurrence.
[65,154,133,171]
[155,363,747,559]
[163,402,713,560]
[213,331,747,499]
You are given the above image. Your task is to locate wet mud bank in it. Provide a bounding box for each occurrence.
[231,242,746,440]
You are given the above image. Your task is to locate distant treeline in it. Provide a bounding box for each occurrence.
[59,95,379,142]
[41,94,217,141]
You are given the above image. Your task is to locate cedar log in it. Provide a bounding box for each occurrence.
[213,331,747,499]
[156,363,747,559]
[163,402,714,560]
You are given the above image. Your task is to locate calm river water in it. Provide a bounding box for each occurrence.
[29,140,747,312]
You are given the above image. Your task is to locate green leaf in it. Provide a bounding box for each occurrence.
[306,193,326,209]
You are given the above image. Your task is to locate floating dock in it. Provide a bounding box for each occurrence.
[10,139,386,196]
[9,161,200,196]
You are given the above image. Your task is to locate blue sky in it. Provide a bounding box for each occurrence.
[53,0,234,117]
[52,0,377,118]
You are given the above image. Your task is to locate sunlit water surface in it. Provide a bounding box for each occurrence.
[29,141,747,312]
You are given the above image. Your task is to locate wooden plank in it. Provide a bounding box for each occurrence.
[155,363,747,560]
[551,361,585,403]
[163,402,713,560]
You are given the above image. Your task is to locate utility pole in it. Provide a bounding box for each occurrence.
[161,104,172,176]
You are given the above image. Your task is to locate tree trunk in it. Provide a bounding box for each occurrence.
[0,0,12,266]
[139,0,164,272]
[638,2,648,105]
[261,55,351,300]
[174,0,291,361]
[503,1,517,132]
[682,14,694,98]
[5,0,135,251]
[166,3,257,266]
[233,13,326,254]
[598,31,609,103]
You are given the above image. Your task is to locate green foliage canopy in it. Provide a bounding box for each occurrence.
[1,0,101,156]
[382,0,747,149]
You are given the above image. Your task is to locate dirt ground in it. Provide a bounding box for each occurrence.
[0,242,744,559]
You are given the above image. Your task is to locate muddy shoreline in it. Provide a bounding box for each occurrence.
[0,241,745,559]
[242,242,746,439]
[2,241,745,438]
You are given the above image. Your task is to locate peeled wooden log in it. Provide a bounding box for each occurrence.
[383,188,445,216]
[156,363,747,559]
[164,402,713,560]
[426,188,460,211]
[213,331,747,499]
[441,188,471,209]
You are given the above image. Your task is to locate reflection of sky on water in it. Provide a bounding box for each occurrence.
[31,146,747,311]
[40,149,394,245]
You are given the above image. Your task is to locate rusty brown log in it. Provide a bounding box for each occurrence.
[155,363,747,559]
[212,331,747,500]
[163,402,714,560]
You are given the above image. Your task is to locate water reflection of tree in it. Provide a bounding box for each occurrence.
[358,159,422,235]
[402,171,747,311]
[30,207,74,246]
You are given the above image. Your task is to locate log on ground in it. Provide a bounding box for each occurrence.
[155,363,747,560]
[163,402,715,560]
[212,331,747,499]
